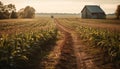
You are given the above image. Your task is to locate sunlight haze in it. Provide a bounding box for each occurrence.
[1,0,120,14]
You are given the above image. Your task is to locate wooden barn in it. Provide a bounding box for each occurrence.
[81,5,106,19]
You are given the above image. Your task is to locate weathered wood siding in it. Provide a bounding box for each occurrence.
[81,8,93,19]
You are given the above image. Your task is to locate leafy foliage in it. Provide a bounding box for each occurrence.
[0,1,17,19]
[58,18,120,63]
[10,11,18,18]
[18,6,35,18]
[0,1,35,19]
[0,18,58,69]
[116,5,120,19]
[76,26,120,61]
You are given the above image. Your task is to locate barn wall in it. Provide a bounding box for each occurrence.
[91,13,97,18]
[86,9,92,18]
[82,8,87,18]
[82,8,93,19]
[98,13,106,19]
[91,13,106,19]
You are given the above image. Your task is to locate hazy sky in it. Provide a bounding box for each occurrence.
[1,0,120,14]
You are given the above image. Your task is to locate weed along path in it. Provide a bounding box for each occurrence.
[54,18,100,69]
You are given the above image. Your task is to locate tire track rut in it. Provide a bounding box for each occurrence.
[55,19,99,69]
[55,19,77,69]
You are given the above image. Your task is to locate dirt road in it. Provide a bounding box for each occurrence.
[37,18,115,69]
[54,19,100,69]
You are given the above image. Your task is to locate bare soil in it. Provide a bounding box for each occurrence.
[55,19,99,69]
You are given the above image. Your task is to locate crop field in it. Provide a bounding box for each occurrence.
[0,17,58,69]
[0,17,120,69]
[55,18,120,68]
[57,18,120,32]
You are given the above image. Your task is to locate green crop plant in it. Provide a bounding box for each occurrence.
[0,18,58,69]
[56,18,120,68]
[76,25,120,62]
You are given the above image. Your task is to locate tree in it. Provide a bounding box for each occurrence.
[7,4,16,12]
[0,1,4,19]
[0,1,17,19]
[18,8,25,18]
[18,6,35,18]
[24,6,35,18]
[0,1,3,6]
[6,4,16,18]
[10,11,18,18]
[3,10,10,19]
[115,5,120,19]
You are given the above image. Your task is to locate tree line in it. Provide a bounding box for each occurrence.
[0,1,35,19]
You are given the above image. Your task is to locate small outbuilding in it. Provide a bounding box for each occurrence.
[81,5,106,19]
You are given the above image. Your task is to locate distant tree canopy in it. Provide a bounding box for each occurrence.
[0,1,17,19]
[18,6,35,18]
[0,1,35,19]
[10,11,18,18]
[115,5,120,19]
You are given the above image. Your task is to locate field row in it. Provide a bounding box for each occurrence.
[59,18,120,32]
[0,18,51,35]
[57,18,120,63]
[0,18,58,69]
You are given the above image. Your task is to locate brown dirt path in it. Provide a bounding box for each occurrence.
[54,18,100,69]
[55,20,77,69]
[36,19,77,69]
[37,36,65,69]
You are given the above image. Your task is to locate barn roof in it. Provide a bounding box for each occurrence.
[81,5,105,13]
